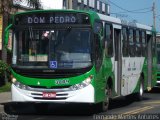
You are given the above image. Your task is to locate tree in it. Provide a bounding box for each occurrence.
[0,0,42,84]
[27,0,42,10]
[0,0,13,84]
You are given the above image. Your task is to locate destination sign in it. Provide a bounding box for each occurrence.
[28,16,76,24]
[14,12,90,25]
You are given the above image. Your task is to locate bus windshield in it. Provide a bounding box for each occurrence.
[14,28,92,69]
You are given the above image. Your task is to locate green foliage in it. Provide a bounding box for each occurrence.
[0,60,9,77]
[0,82,11,92]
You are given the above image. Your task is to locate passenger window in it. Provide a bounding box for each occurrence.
[122,28,128,57]
[142,31,146,57]
[129,29,135,57]
[135,30,141,56]
[95,34,102,71]
[152,34,156,57]
[105,24,113,57]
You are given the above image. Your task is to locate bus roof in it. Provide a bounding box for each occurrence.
[14,9,95,16]
[98,13,152,31]
[14,9,152,31]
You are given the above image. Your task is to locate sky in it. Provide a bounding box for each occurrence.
[40,0,160,32]
[109,0,160,32]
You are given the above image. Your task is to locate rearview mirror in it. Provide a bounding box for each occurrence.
[4,24,12,51]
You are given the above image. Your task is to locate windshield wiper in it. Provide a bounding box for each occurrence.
[29,26,37,55]
[29,26,33,41]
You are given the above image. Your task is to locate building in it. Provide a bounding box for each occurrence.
[66,0,110,15]
[42,0,110,15]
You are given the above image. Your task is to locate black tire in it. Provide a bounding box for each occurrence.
[97,87,110,112]
[135,77,144,101]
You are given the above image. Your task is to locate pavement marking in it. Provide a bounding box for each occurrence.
[143,101,160,105]
[122,106,154,115]
[104,106,154,120]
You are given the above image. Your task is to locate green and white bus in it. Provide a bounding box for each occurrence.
[5,10,157,111]
[156,34,160,87]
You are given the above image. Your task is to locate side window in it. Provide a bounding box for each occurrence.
[95,34,103,71]
[135,30,141,57]
[129,29,135,57]
[122,27,128,57]
[157,43,160,64]
[105,24,113,57]
[142,31,146,57]
[152,33,156,57]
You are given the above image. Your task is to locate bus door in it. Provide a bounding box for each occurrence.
[113,24,122,96]
[146,31,152,90]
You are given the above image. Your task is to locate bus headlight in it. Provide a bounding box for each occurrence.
[13,80,29,90]
[69,75,93,91]
[11,77,17,83]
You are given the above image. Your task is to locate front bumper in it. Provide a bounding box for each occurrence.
[11,84,95,103]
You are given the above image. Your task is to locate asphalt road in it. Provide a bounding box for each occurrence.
[0,87,160,120]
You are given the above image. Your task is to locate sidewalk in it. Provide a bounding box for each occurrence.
[0,92,11,103]
[0,92,11,112]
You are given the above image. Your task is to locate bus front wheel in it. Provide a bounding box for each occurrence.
[97,87,110,112]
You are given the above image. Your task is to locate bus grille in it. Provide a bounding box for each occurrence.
[31,93,68,100]
[26,85,71,101]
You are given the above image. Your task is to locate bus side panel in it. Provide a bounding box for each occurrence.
[94,57,113,103]
[152,56,157,87]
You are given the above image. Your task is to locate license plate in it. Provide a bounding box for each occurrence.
[42,92,56,98]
